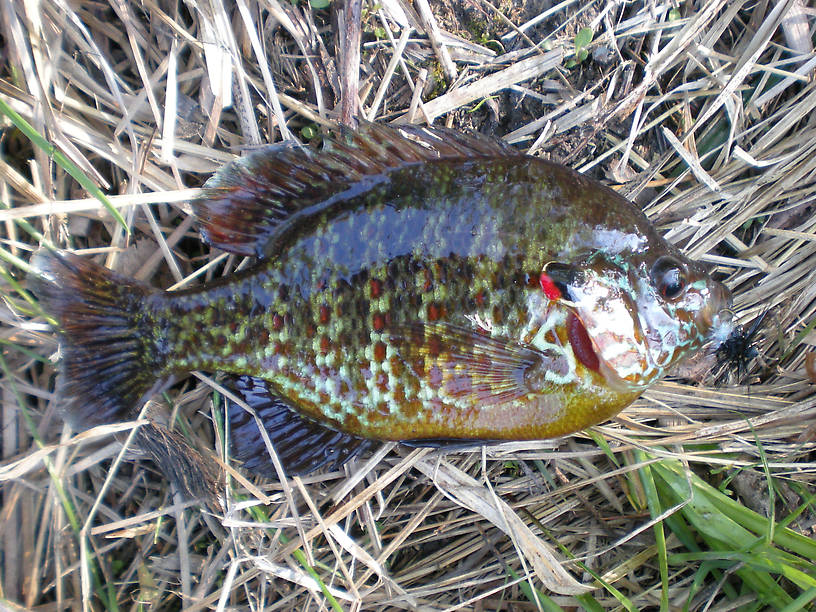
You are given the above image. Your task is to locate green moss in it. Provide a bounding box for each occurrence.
[424,59,448,95]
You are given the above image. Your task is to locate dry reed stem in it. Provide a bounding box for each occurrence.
[1,0,815,609]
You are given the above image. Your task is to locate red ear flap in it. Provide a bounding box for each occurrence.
[539,272,563,301]
[539,262,580,302]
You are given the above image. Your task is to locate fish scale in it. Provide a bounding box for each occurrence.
[31,122,733,481]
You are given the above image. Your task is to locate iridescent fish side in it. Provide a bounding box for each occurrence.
[31,122,733,480]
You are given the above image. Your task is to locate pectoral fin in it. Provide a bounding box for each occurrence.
[387,322,555,407]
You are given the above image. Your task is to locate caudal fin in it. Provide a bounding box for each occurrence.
[30,250,163,428]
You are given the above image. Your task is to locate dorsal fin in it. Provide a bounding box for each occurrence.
[192,122,521,257]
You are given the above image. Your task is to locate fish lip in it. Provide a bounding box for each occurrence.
[702,283,734,329]
[707,307,737,348]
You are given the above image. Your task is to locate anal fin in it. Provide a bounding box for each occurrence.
[225,376,377,477]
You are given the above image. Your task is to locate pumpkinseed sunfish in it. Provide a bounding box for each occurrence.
[32,123,733,479]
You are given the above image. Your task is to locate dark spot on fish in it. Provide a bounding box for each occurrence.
[319,304,330,324]
[372,312,386,332]
[354,268,369,285]
[434,261,448,286]
[413,357,426,378]
[422,269,433,292]
[389,356,403,377]
[387,260,401,279]
[352,301,369,328]
[427,334,442,358]
[458,259,474,279]
[373,341,387,362]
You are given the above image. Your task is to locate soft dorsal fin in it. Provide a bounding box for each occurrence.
[192,122,521,257]
[225,375,378,477]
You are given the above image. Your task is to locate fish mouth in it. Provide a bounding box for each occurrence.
[701,283,734,333]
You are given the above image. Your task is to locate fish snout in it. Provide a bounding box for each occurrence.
[696,279,734,346]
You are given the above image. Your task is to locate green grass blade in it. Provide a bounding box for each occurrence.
[241,502,343,612]
[652,458,816,609]
[522,509,638,612]
[659,460,816,559]
[506,566,564,611]
[0,96,128,232]
[635,451,669,611]
[778,586,816,612]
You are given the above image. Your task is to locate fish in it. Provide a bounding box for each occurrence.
[31,122,733,484]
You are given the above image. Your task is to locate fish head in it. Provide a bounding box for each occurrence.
[541,252,733,390]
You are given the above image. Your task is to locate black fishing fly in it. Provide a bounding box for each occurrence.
[716,309,769,381]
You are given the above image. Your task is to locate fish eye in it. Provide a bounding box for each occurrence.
[651,256,687,300]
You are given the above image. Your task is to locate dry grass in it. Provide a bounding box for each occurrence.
[1,0,816,610]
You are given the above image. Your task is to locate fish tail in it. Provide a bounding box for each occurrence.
[30,250,164,428]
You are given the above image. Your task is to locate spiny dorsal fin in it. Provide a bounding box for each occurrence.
[192,122,521,257]
[225,375,378,477]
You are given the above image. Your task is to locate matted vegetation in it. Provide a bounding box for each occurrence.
[1,0,816,610]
